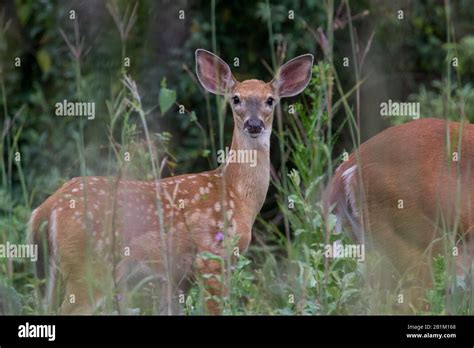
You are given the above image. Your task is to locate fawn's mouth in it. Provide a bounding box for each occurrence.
[244,129,264,138]
[247,131,262,138]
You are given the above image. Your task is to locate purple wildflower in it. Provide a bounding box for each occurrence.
[215,232,224,242]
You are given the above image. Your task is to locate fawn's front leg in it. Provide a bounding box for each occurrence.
[195,252,227,315]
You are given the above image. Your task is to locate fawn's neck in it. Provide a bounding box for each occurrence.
[223,126,271,223]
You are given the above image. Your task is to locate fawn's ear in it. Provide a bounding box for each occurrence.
[196,49,236,95]
[271,54,314,98]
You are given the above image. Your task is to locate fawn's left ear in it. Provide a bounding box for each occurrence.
[271,54,314,98]
[196,49,236,95]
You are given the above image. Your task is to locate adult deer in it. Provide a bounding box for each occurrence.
[28,49,313,315]
[325,118,474,312]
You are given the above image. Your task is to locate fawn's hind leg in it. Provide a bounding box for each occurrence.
[59,263,112,314]
[60,277,96,315]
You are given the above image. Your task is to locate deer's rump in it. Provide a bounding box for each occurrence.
[325,118,474,272]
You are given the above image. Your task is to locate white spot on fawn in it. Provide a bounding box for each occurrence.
[96,239,104,253]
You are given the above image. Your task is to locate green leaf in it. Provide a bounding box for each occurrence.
[200,251,223,262]
[37,49,51,74]
[185,295,193,308]
[159,87,176,114]
[287,168,300,187]
[18,3,32,25]
[160,77,167,88]
[294,228,306,236]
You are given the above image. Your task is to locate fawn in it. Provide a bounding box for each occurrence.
[28,49,313,314]
[325,118,474,312]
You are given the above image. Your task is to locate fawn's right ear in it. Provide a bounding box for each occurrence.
[196,49,236,95]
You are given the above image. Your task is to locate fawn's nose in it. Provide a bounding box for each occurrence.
[244,118,264,136]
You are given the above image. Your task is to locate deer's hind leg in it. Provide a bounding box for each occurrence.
[58,256,114,314]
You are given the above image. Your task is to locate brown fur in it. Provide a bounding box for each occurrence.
[29,162,266,314]
[324,118,474,312]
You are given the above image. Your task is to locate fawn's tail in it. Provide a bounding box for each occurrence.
[27,204,58,304]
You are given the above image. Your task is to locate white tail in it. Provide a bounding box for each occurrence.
[28,49,313,314]
[324,118,474,311]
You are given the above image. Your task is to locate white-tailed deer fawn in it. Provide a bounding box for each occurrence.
[325,118,474,312]
[28,49,313,314]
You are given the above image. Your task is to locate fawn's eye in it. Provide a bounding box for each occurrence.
[232,96,240,105]
[266,97,274,106]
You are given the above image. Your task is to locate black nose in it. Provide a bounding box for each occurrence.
[244,119,264,134]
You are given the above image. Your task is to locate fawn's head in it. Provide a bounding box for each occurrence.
[196,49,313,142]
